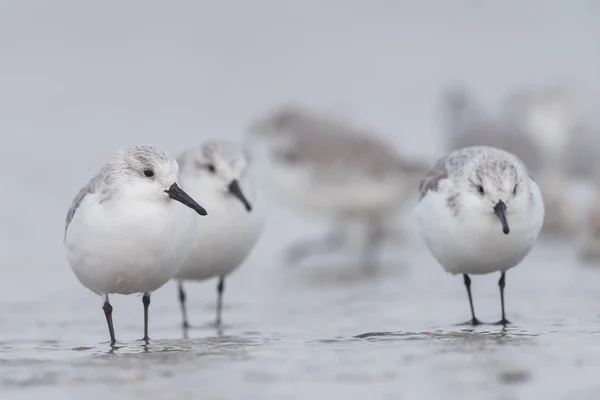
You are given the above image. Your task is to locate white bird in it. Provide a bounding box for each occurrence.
[64,144,208,343]
[416,146,544,325]
[175,140,265,329]
[247,105,428,270]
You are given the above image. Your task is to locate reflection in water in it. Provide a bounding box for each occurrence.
[354,327,538,347]
[0,336,264,389]
[87,336,260,357]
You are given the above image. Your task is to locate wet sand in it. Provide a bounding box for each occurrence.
[2,234,600,400]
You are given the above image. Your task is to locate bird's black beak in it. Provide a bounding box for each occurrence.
[228,180,252,212]
[494,200,510,235]
[165,183,208,216]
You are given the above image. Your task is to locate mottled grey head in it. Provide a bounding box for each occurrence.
[179,140,253,212]
[108,145,207,215]
[460,147,530,235]
[114,145,177,183]
[65,144,207,235]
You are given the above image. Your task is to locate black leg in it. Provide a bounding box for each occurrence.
[462,274,481,325]
[285,229,345,265]
[216,277,225,327]
[495,272,511,325]
[142,292,151,342]
[102,296,116,343]
[178,281,190,330]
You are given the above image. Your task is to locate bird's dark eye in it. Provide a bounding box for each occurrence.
[143,169,155,178]
[513,184,518,196]
[206,164,216,173]
[477,185,485,195]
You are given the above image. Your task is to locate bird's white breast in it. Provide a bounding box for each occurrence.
[65,193,196,295]
[175,177,265,281]
[416,182,544,275]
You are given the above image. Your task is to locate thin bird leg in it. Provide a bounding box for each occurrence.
[285,229,345,265]
[495,272,511,325]
[178,282,190,330]
[361,219,385,273]
[102,295,116,344]
[142,292,151,342]
[462,274,481,325]
[216,277,225,327]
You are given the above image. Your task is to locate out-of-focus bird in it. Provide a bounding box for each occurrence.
[247,105,428,271]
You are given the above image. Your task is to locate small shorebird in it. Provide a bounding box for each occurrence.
[64,144,207,343]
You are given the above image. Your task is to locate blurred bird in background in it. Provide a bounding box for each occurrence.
[246,105,429,272]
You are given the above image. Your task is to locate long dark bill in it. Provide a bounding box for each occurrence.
[228,180,252,212]
[165,183,208,216]
[493,200,510,235]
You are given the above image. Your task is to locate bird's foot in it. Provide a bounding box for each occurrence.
[457,318,482,326]
[492,318,511,326]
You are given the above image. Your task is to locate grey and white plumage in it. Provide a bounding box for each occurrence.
[416,146,544,324]
[64,144,207,343]
[65,145,179,234]
[419,146,528,202]
[175,140,265,328]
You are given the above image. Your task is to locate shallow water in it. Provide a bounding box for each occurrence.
[3,234,600,400]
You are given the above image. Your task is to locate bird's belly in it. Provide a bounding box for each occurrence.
[65,201,195,295]
[176,205,264,281]
[417,194,539,275]
[441,215,536,275]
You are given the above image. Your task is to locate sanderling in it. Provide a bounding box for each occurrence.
[248,105,428,269]
[416,146,544,325]
[64,145,208,343]
[175,140,264,329]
